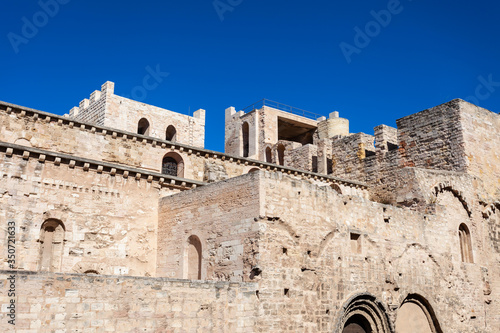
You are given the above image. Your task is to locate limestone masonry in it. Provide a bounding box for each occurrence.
[0,82,498,332]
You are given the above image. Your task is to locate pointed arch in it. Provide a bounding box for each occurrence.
[39,219,65,272]
[459,223,473,263]
[137,118,150,136]
[242,122,250,157]
[395,294,443,333]
[433,183,471,217]
[165,125,177,142]
[336,293,390,333]
[162,152,184,178]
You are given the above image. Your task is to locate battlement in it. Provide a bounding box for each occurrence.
[68,82,113,125]
[68,81,206,148]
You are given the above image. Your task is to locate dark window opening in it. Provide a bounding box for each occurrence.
[327,158,333,174]
[265,147,272,163]
[365,150,376,158]
[162,157,178,176]
[343,314,372,333]
[137,118,150,136]
[277,144,285,166]
[350,233,361,254]
[166,125,177,142]
[242,122,250,157]
[161,153,184,178]
[387,142,398,151]
[277,117,315,145]
[312,156,318,173]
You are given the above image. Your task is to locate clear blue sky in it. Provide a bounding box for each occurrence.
[2,0,499,152]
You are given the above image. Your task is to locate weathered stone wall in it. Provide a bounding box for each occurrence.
[69,82,206,148]
[397,99,466,171]
[257,171,485,332]
[0,270,258,332]
[172,171,498,332]
[157,173,261,282]
[329,132,377,182]
[0,147,169,277]
[325,99,500,204]
[459,100,500,197]
[285,144,317,172]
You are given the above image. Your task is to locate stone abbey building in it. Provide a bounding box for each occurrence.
[0,81,499,332]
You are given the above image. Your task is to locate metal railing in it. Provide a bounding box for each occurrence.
[241,99,323,120]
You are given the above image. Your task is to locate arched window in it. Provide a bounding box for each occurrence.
[265,147,272,163]
[161,153,184,178]
[459,223,473,263]
[137,118,150,136]
[277,144,285,166]
[165,125,177,142]
[39,219,65,272]
[187,235,202,280]
[248,168,260,173]
[84,270,99,275]
[242,122,249,157]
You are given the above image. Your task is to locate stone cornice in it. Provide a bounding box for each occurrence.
[0,100,368,189]
[0,141,204,190]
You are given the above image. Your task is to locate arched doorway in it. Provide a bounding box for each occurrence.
[338,294,389,333]
[343,314,372,333]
